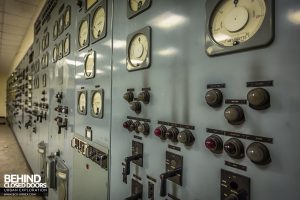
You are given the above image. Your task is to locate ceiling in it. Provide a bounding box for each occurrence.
[0,0,42,75]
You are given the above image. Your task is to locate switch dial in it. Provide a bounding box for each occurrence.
[224,138,244,159]
[123,91,134,102]
[154,126,167,140]
[224,105,245,125]
[205,135,223,154]
[177,130,195,146]
[123,120,133,132]
[247,88,270,110]
[205,89,223,107]
[130,121,141,133]
[246,142,271,165]
[166,127,179,142]
[137,90,150,104]
[137,122,149,135]
[130,101,141,113]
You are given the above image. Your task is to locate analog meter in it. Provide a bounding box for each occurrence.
[53,45,58,63]
[42,74,46,87]
[126,26,151,71]
[63,34,70,56]
[77,91,87,115]
[53,21,58,40]
[64,6,71,29]
[58,41,63,59]
[35,60,40,73]
[78,16,89,50]
[84,51,95,79]
[58,16,64,35]
[91,89,104,118]
[91,2,107,43]
[205,0,274,56]
[127,0,151,19]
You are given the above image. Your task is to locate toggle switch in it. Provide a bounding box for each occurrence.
[177,130,195,146]
[166,127,179,142]
[224,105,245,125]
[205,89,223,107]
[247,88,270,110]
[224,138,244,159]
[123,91,134,103]
[205,134,223,154]
[154,125,167,140]
[137,90,150,104]
[246,142,271,165]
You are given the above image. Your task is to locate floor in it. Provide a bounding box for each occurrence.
[0,124,43,200]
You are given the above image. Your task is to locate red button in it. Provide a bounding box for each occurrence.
[205,138,216,150]
[154,128,162,137]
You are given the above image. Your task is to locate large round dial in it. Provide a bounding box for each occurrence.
[79,20,89,48]
[211,0,266,46]
[92,7,105,39]
[92,91,102,115]
[129,34,148,67]
[64,36,70,55]
[64,7,71,28]
[130,0,146,11]
[78,92,86,113]
[84,52,95,78]
[53,21,58,39]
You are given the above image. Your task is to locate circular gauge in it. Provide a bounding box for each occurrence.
[64,36,70,55]
[130,0,146,11]
[84,52,95,78]
[92,91,102,115]
[59,17,64,33]
[210,0,266,46]
[78,92,86,113]
[58,42,63,57]
[129,33,148,67]
[53,21,58,39]
[79,20,89,48]
[64,7,71,28]
[92,7,105,39]
[53,46,58,62]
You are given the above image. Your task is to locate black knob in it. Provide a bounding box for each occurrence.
[166,127,179,142]
[130,121,141,133]
[177,130,195,146]
[247,88,270,110]
[224,138,244,159]
[123,91,134,103]
[130,101,141,113]
[137,123,149,135]
[224,105,245,125]
[205,89,223,107]
[123,120,133,131]
[124,154,143,176]
[137,90,150,104]
[246,142,271,165]
[205,134,223,154]
[160,168,182,197]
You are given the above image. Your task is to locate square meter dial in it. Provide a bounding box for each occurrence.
[205,0,274,56]
[126,26,151,72]
[90,89,104,118]
[77,90,87,115]
[90,0,107,44]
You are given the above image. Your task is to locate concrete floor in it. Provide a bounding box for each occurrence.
[0,125,43,200]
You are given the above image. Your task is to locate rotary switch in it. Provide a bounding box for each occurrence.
[166,127,179,142]
[137,122,149,135]
[123,91,134,102]
[130,101,141,113]
[154,126,167,140]
[137,90,150,104]
[123,120,134,132]
[224,138,244,159]
[205,89,223,107]
[130,121,141,133]
[205,134,223,154]
[246,142,271,165]
[224,105,245,125]
[247,88,270,110]
[177,130,195,146]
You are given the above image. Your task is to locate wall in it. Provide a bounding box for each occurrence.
[0,74,7,117]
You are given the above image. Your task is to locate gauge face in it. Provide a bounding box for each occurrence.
[64,35,70,56]
[92,91,102,115]
[92,7,105,39]
[211,0,266,47]
[45,53,49,67]
[53,21,58,39]
[58,42,63,58]
[59,17,64,34]
[42,74,46,87]
[86,0,97,11]
[64,6,71,28]
[79,19,89,48]
[130,0,146,11]
[84,52,95,78]
[53,46,58,62]
[78,92,87,114]
[129,33,148,67]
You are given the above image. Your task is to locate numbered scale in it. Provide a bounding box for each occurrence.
[205,0,274,56]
